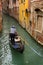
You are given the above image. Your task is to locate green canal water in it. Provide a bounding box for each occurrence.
[0,14,43,65]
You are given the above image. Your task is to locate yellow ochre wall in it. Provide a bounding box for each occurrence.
[19,0,30,29]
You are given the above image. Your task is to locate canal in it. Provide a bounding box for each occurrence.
[0,14,43,65]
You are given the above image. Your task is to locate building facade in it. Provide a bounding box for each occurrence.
[8,0,19,21]
[30,0,43,45]
[19,0,30,29]
[2,0,19,21]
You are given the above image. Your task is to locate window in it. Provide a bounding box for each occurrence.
[24,0,25,2]
[21,0,25,3]
[13,0,16,3]
[21,0,23,3]
[36,16,42,33]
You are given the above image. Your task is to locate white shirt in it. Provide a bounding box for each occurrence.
[10,27,16,34]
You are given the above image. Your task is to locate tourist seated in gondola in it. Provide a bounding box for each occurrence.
[9,25,18,43]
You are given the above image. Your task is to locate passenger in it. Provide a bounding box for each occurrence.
[9,25,17,43]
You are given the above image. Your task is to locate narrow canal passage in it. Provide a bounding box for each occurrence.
[0,14,43,65]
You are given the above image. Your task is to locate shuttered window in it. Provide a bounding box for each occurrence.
[36,16,42,33]
[21,0,25,3]
[42,17,43,32]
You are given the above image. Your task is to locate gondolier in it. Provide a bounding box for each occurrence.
[9,25,17,42]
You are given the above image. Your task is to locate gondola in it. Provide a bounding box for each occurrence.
[9,35,24,53]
